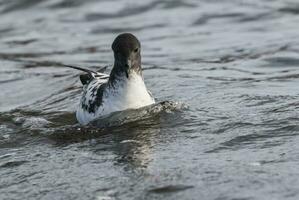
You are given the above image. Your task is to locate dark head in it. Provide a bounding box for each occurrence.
[110,33,142,80]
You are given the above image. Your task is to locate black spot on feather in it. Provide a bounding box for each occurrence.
[80,74,93,85]
[81,83,108,113]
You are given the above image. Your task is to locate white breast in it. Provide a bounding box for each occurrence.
[76,72,155,125]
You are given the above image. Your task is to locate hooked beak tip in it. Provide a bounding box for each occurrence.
[126,59,132,68]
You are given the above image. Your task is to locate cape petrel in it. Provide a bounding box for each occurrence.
[69,33,155,125]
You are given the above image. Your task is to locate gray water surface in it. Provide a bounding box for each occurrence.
[1,0,299,199]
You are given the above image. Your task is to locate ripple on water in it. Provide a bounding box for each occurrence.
[0,160,28,168]
[1,0,299,199]
[148,184,194,193]
[90,101,187,128]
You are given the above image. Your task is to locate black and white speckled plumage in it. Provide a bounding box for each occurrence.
[75,33,155,125]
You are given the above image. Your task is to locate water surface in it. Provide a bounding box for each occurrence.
[1,0,299,199]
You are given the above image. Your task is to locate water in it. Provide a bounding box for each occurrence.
[1,0,299,199]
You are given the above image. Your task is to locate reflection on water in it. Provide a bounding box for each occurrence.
[1,0,299,199]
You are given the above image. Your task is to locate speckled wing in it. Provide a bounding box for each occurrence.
[76,72,109,124]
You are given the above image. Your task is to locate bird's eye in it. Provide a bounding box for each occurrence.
[134,48,139,53]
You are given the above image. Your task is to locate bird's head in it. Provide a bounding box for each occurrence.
[111,33,142,78]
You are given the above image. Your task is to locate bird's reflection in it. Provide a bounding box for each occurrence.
[106,118,161,170]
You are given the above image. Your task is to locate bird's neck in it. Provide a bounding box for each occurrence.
[108,64,142,87]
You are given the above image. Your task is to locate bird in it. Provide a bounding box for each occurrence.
[66,33,155,125]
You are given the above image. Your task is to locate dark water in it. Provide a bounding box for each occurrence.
[1,0,299,199]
